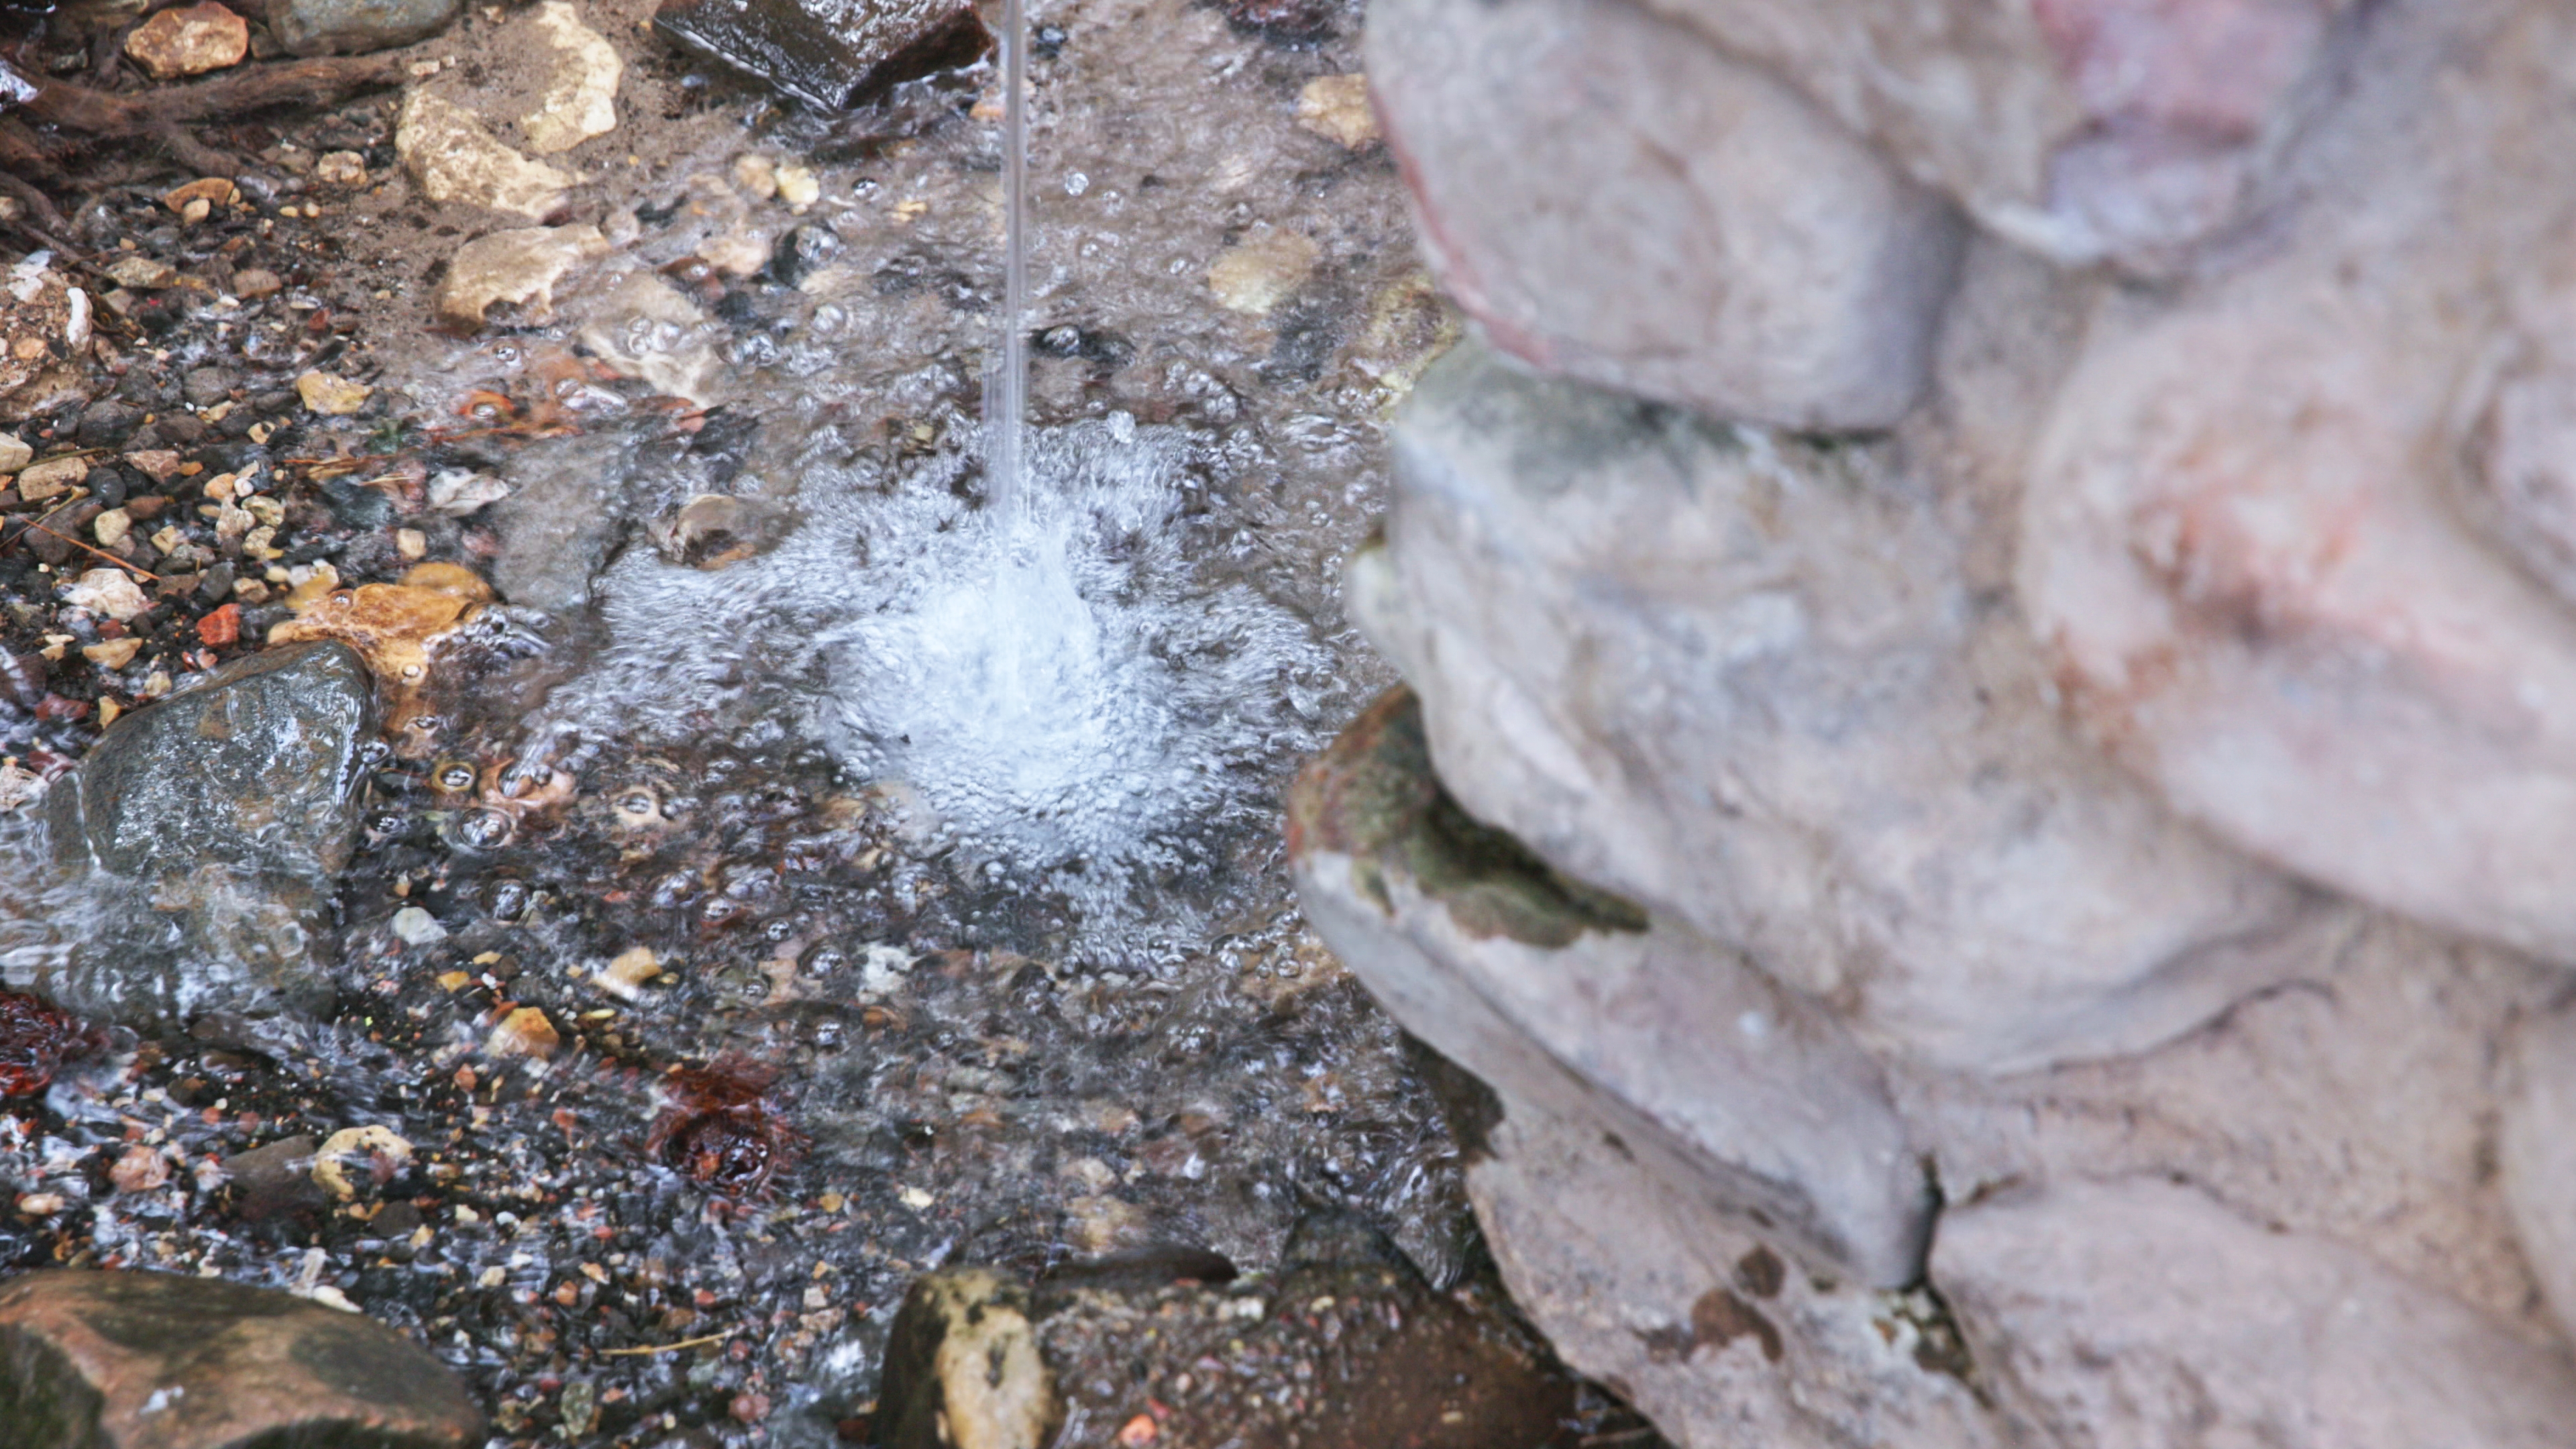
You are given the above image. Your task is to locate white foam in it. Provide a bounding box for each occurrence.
[555,417,1336,959]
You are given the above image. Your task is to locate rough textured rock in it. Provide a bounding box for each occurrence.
[1457,1080,2004,1449]
[1365,0,1959,431]
[1289,689,1931,1288]
[489,431,642,613]
[1622,0,2359,269]
[574,268,730,405]
[434,223,609,329]
[1353,339,2316,1072]
[882,1233,1574,1449]
[42,642,374,1024]
[396,89,574,221]
[652,0,988,111]
[2020,0,2576,960]
[122,2,249,80]
[271,0,464,55]
[0,258,93,424]
[1913,910,2557,1333]
[2503,998,2576,1348]
[0,1268,484,1448]
[1935,1177,2576,1448]
[516,1,622,154]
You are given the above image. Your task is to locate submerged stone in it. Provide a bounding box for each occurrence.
[652,0,988,110]
[42,641,374,1025]
[880,1230,1574,1449]
[0,1269,484,1448]
[271,0,464,55]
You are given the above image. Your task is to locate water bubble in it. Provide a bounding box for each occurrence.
[1064,171,1089,197]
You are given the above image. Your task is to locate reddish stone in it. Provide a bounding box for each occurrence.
[196,602,240,646]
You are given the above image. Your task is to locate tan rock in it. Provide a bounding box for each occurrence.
[311,1124,414,1200]
[80,637,142,670]
[294,369,371,415]
[435,223,608,329]
[0,431,28,474]
[518,0,622,155]
[1295,72,1377,148]
[15,453,87,500]
[229,267,282,299]
[268,580,479,690]
[160,176,238,215]
[120,448,178,482]
[61,568,148,623]
[103,255,176,290]
[314,150,368,186]
[1206,225,1318,316]
[124,1,249,80]
[485,1004,559,1059]
[397,88,575,220]
[574,269,729,405]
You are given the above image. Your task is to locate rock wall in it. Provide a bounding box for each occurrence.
[1292,0,2576,1442]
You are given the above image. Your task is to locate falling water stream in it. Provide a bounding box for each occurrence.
[986,0,1032,522]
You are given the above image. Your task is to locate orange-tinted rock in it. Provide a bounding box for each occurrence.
[123,3,250,80]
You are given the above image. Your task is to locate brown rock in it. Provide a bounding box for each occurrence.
[160,178,239,216]
[124,3,250,80]
[0,1268,484,1448]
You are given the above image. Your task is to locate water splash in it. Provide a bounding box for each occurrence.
[549,417,1338,961]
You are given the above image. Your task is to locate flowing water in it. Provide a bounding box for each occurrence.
[0,0,1485,1440]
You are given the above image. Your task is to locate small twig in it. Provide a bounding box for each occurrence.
[10,521,162,582]
[598,1330,736,1357]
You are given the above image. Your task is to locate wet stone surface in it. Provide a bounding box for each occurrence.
[879,1219,1615,1449]
[0,1267,486,1448]
[0,0,1519,1440]
[40,641,375,1026]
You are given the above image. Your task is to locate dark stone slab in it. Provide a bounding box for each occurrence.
[0,1269,484,1449]
[653,0,987,109]
[42,641,375,1026]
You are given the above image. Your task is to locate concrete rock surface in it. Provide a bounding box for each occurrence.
[2021,0,2576,960]
[1624,0,2359,268]
[2502,997,2576,1348]
[1456,1081,2004,1449]
[1364,0,1960,431]
[0,1267,484,1448]
[1354,339,2316,1073]
[1935,1177,2576,1448]
[1288,688,1932,1289]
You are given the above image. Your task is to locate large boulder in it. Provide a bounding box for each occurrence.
[1935,1177,2576,1447]
[1365,0,1961,431]
[1350,339,2318,1073]
[1631,0,2360,270]
[2019,0,2576,961]
[1289,689,1932,1289]
[0,1269,484,1448]
[1455,1080,2006,1449]
[42,641,374,1024]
